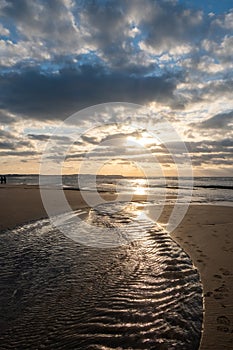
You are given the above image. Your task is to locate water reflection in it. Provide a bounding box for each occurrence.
[0,204,203,349]
[132,178,148,196]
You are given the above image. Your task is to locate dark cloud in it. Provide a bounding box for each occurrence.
[0,65,179,120]
[0,129,33,150]
[28,134,50,141]
[186,138,233,152]
[0,141,14,149]
[28,134,71,143]
[80,0,127,47]
[186,139,233,166]
[191,154,233,167]
[0,0,81,50]
[1,0,34,23]
[151,138,233,167]
[138,0,205,52]
[100,131,141,144]
[80,0,206,51]
[0,110,15,124]
[0,150,38,157]
[147,138,233,167]
[0,129,13,139]
[0,139,32,150]
[81,135,99,145]
[198,110,233,129]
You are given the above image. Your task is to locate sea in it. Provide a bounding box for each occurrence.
[5,174,233,206]
[0,175,232,349]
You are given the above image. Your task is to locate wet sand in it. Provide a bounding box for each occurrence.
[0,184,233,349]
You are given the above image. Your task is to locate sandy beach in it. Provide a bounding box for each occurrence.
[0,184,233,349]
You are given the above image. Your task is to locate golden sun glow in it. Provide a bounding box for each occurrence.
[126,132,158,147]
[134,185,146,195]
[133,178,148,195]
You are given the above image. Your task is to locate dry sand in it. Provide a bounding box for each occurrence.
[0,184,233,349]
[170,206,233,350]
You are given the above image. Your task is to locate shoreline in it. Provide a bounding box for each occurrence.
[0,184,233,349]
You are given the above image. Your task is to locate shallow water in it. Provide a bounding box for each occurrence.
[0,202,203,349]
[6,174,233,205]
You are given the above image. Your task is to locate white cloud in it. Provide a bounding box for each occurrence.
[0,39,52,66]
[139,41,192,57]
[202,35,233,63]
[195,56,225,74]
[212,10,233,30]
[0,23,9,36]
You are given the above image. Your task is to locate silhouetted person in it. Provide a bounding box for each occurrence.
[0,176,6,184]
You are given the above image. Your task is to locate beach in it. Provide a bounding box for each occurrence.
[0,184,233,349]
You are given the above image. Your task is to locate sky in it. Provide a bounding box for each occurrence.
[0,0,232,176]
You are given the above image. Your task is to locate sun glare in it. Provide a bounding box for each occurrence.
[134,186,146,195]
[133,178,148,196]
[126,132,158,147]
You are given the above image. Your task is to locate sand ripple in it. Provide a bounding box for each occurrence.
[0,202,203,349]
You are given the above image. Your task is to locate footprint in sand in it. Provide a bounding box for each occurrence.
[213,284,229,300]
[220,268,232,276]
[216,316,232,333]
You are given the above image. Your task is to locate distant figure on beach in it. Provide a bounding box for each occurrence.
[0,175,6,184]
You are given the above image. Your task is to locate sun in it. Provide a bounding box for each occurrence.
[126,132,157,147]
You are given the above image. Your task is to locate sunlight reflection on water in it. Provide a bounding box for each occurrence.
[0,201,203,349]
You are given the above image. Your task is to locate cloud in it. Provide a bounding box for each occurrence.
[0,0,93,67]
[0,150,37,157]
[186,138,233,152]
[0,0,233,175]
[28,134,71,142]
[198,110,233,129]
[0,0,222,71]
[27,134,50,142]
[0,128,33,151]
[0,128,14,139]
[0,65,179,120]
[177,78,233,109]
[0,23,9,36]
[0,0,87,52]
[211,9,233,30]
[81,135,99,145]
[202,36,233,64]
[0,140,13,149]
[135,0,204,54]
[186,138,233,167]
[0,38,53,67]
[0,109,15,123]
